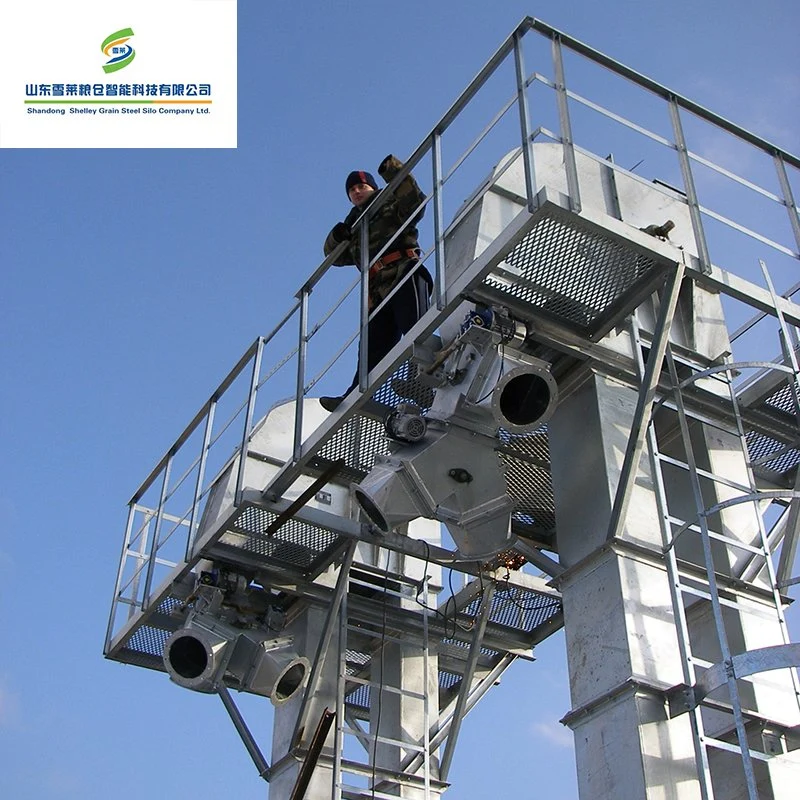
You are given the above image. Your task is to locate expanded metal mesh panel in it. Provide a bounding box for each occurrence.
[490,586,562,632]
[501,454,556,530]
[115,647,165,671]
[128,624,172,658]
[110,591,185,668]
[316,414,389,477]
[371,360,435,411]
[763,381,799,416]
[439,671,462,691]
[316,363,436,481]
[346,683,371,711]
[464,587,561,634]
[484,209,664,336]
[346,649,371,671]
[746,430,800,476]
[499,426,550,462]
[223,504,344,575]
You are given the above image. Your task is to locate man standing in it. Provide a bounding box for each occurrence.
[319,155,433,412]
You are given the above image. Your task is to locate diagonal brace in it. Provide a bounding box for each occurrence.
[439,581,497,781]
[606,261,685,541]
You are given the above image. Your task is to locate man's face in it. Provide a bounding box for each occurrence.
[348,182,376,206]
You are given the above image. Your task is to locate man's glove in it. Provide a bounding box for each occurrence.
[378,154,402,179]
[331,222,351,243]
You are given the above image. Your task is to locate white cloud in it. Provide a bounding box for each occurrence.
[531,719,574,749]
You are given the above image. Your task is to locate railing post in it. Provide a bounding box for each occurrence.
[668,97,712,275]
[185,399,216,560]
[431,132,447,310]
[358,217,371,393]
[513,30,536,210]
[234,338,264,505]
[142,455,172,609]
[104,500,137,652]
[293,292,309,463]
[552,33,581,213]
[773,152,800,256]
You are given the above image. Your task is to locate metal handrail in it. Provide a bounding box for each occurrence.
[108,15,800,652]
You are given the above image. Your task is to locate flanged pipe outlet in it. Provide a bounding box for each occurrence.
[163,622,309,705]
[491,363,558,434]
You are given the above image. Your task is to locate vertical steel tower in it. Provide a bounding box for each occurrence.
[105,18,800,799]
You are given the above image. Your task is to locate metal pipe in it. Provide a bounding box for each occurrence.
[668,98,712,275]
[218,684,271,781]
[432,132,447,310]
[333,565,349,799]
[513,31,536,210]
[130,336,266,504]
[774,152,800,257]
[439,582,496,781]
[358,217,370,393]
[104,501,137,653]
[665,348,760,799]
[185,400,216,561]
[640,328,713,796]
[234,338,264,506]
[528,17,800,169]
[291,540,356,750]
[552,34,581,213]
[142,454,172,609]
[293,289,309,463]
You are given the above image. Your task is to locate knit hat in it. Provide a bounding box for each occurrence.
[345,170,378,196]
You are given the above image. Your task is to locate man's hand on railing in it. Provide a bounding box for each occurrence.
[330,222,352,243]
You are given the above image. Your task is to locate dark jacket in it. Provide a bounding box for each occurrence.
[324,155,428,308]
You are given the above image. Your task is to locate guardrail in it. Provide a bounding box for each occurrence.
[105,16,800,653]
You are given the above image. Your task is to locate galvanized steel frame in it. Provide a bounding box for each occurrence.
[104,16,800,799]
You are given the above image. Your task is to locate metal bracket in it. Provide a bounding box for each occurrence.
[667,643,800,717]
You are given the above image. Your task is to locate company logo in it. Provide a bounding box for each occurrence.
[101,28,135,74]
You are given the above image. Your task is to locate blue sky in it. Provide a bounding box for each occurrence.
[1,1,799,798]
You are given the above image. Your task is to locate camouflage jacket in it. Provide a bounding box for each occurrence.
[324,155,428,307]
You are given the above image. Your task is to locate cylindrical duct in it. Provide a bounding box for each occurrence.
[247,649,310,706]
[490,362,558,433]
[164,626,230,694]
[163,620,310,705]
